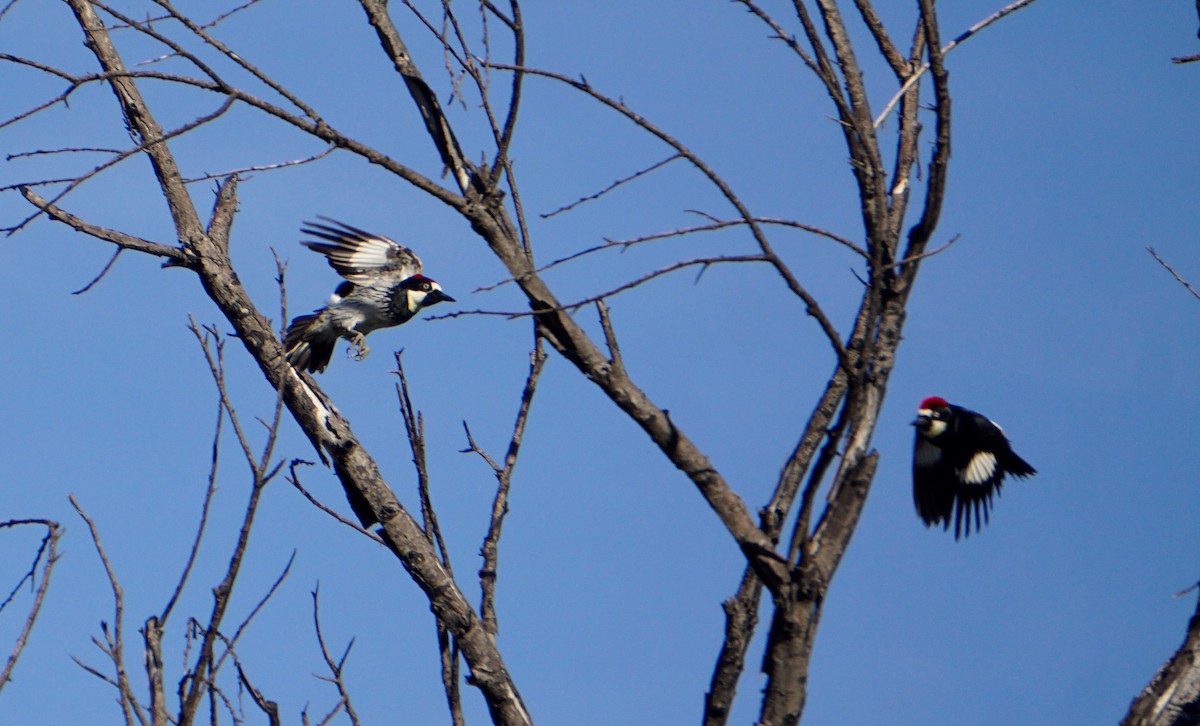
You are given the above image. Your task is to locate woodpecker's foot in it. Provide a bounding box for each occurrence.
[347,333,370,361]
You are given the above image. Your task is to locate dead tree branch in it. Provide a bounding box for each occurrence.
[1123,589,1200,725]
[69,496,147,726]
[0,519,62,696]
[1148,247,1200,301]
[392,351,463,726]
[19,4,534,720]
[311,587,363,726]
[470,338,546,636]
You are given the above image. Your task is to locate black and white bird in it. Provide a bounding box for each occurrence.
[284,219,454,373]
[911,396,1036,539]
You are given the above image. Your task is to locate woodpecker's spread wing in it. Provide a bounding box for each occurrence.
[913,439,1000,539]
[912,437,959,532]
[301,218,423,285]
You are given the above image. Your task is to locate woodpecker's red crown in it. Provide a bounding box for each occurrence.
[919,395,949,410]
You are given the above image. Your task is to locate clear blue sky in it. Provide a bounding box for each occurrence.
[1,2,1198,724]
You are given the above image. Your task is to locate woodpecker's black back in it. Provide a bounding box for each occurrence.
[912,398,1036,539]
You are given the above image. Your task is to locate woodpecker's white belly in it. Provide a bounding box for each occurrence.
[326,299,392,337]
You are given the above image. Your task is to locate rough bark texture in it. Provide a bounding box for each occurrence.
[1123,594,1200,726]
[52,2,532,723]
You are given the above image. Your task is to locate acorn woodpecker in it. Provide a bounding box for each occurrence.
[911,396,1036,539]
[284,218,454,373]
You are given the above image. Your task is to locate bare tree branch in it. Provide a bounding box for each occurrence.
[311,587,363,726]
[17,188,186,262]
[181,145,336,185]
[22,5,532,719]
[287,460,385,544]
[176,321,287,724]
[1123,589,1200,725]
[486,59,852,368]
[474,215,867,295]
[356,0,482,196]
[873,0,1041,127]
[392,350,464,726]
[71,248,124,295]
[1148,247,1200,301]
[435,254,772,321]
[0,519,62,696]
[471,337,546,636]
[541,154,682,218]
[3,3,1049,723]
[236,661,281,726]
[69,496,147,726]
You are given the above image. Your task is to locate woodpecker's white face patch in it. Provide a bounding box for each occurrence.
[957,451,997,485]
[916,408,947,438]
[409,281,443,309]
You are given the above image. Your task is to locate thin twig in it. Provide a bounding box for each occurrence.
[1148,247,1200,301]
[873,0,1040,127]
[16,188,186,262]
[71,248,123,295]
[181,145,336,184]
[160,381,224,624]
[212,552,296,679]
[69,496,146,726]
[595,302,623,372]
[0,519,61,695]
[178,318,285,722]
[895,233,960,266]
[541,154,682,218]
[486,60,852,368]
[432,254,771,321]
[392,351,463,725]
[311,586,362,726]
[475,215,865,294]
[236,660,281,726]
[472,337,547,636]
[286,460,385,544]
[1174,581,1200,598]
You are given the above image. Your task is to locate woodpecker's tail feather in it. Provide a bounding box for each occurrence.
[952,486,997,540]
[1005,452,1037,478]
[284,313,336,373]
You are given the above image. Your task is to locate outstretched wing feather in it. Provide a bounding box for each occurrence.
[301,217,423,284]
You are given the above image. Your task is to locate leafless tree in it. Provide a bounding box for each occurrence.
[0,519,61,696]
[63,321,317,726]
[1121,250,1200,726]
[0,1,1045,724]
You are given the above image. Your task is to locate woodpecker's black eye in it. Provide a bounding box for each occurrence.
[420,281,432,292]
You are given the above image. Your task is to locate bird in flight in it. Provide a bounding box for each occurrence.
[911,396,1036,539]
[284,218,454,373]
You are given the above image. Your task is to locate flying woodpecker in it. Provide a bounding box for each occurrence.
[284,218,454,373]
[911,396,1036,539]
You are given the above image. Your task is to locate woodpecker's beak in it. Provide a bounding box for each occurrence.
[911,415,930,430]
[422,290,455,307]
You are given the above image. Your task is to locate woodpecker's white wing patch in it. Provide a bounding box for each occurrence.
[957,451,997,486]
[302,219,423,285]
[328,236,394,269]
